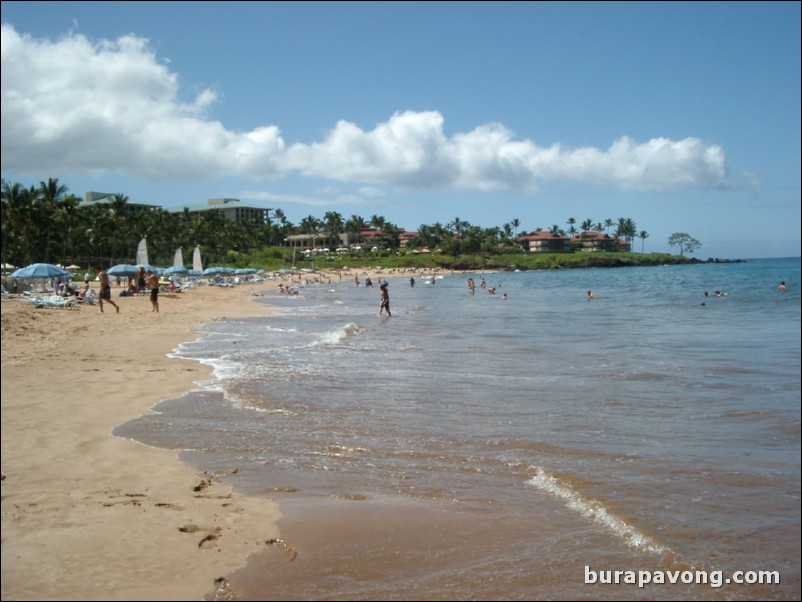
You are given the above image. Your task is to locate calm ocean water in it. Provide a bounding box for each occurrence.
[115,257,800,601]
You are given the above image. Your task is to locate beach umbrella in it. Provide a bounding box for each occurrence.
[107,264,139,277]
[11,263,72,279]
[142,264,163,275]
[163,265,190,276]
[202,266,235,276]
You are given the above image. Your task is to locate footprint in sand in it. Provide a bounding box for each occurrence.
[179,524,222,548]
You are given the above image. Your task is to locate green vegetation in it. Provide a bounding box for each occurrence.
[2,176,710,271]
[667,232,702,256]
[294,249,701,273]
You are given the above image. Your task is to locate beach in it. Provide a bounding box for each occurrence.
[3,260,799,601]
[1,281,284,601]
[117,259,796,601]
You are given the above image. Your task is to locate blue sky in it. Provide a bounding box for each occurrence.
[2,1,799,258]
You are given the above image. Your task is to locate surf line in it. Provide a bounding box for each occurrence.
[526,467,670,556]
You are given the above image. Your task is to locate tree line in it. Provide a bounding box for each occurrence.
[2,177,661,269]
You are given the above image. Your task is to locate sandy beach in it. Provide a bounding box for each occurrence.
[1,280,286,601]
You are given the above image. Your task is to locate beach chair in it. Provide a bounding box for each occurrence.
[21,293,44,307]
[24,294,79,309]
[46,295,79,309]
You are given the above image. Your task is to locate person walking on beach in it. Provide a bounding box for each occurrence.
[146,270,160,312]
[96,267,119,313]
[378,282,391,318]
[135,265,146,294]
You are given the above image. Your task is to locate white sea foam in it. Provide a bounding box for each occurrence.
[310,322,365,347]
[526,467,670,556]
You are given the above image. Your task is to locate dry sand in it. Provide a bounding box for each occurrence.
[1,281,284,601]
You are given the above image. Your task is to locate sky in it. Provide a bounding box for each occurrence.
[2,1,800,259]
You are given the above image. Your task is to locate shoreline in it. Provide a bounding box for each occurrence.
[5,264,796,600]
[1,268,441,600]
[1,280,285,601]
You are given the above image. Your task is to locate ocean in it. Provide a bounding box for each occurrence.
[114,257,800,601]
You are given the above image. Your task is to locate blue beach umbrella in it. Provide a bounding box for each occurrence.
[107,264,139,277]
[202,266,235,276]
[163,265,190,277]
[11,263,72,279]
[142,264,163,275]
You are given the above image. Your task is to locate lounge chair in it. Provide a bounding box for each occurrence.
[23,294,79,309]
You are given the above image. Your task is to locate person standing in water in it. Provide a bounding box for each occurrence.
[378,282,391,317]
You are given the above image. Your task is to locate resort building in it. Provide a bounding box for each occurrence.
[516,230,571,253]
[169,198,273,226]
[83,193,273,226]
[571,231,628,252]
[83,192,159,215]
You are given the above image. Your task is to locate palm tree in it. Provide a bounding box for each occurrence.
[580,219,594,239]
[323,211,344,247]
[108,194,133,264]
[381,221,401,249]
[370,214,387,231]
[344,215,367,248]
[269,208,292,245]
[638,230,649,254]
[36,178,70,262]
[1,180,36,265]
[413,224,439,249]
[449,217,471,236]
[616,217,637,245]
[54,194,83,264]
[38,178,69,204]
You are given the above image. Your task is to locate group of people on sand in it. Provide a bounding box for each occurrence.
[94,266,161,314]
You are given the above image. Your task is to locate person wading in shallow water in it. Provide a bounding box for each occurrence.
[378,282,391,318]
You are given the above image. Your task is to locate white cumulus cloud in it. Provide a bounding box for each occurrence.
[1,24,732,193]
